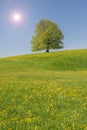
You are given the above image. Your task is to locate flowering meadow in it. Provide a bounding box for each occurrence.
[0,49,87,130]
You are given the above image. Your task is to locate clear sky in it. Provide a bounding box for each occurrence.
[0,0,87,57]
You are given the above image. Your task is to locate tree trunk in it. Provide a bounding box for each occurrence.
[46,48,49,52]
[46,43,49,53]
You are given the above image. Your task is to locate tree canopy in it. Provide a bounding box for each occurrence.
[31,19,64,52]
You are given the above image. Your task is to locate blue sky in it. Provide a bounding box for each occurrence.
[0,0,87,57]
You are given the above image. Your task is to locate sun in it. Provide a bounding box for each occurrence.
[9,9,25,25]
[12,13,21,22]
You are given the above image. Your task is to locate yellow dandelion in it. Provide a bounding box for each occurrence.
[0,122,3,126]
[84,126,87,130]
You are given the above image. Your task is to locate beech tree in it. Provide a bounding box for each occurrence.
[31,19,64,52]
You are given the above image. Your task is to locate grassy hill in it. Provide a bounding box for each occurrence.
[0,49,87,73]
[0,49,87,130]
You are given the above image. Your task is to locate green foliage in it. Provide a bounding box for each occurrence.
[31,19,64,52]
[0,49,87,129]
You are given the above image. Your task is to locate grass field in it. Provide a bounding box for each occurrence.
[0,49,87,130]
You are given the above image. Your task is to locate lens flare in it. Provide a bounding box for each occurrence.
[12,13,21,22]
[9,9,25,26]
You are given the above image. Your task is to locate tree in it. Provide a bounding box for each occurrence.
[31,19,64,52]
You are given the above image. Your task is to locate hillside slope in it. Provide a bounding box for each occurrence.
[0,49,87,73]
[0,49,87,129]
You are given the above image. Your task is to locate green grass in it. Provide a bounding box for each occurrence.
[0,49,87,130]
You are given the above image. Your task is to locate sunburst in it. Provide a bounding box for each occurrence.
[12,13,21,22]
[9,9,25,25]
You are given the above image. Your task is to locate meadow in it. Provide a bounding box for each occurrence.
[0,49,87,130]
